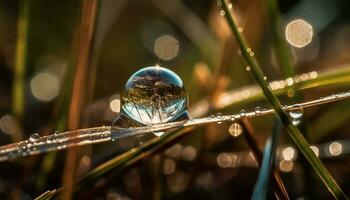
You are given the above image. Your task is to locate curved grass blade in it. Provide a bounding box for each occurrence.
[34,189,56,200]
[241,119,289,200]
[219,0,348,199]
[192,64,350,116]
[13,0,30,121]
[0,91,349,161]
[66,127,193,194]
[252,121,284,200]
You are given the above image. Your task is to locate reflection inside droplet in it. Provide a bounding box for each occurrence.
[112,66,189,129]
[289,105,304,125]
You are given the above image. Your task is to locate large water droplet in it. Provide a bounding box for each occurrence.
[112,66,189,129]
[228,123,242,137]
[29,133,40,143]
[289,105,303,125]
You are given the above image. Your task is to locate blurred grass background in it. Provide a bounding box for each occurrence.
[1,0,350,199]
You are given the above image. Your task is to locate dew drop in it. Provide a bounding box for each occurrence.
[112,66,189,128]
[29,133,40,143]
[239,110,247,117]
[228,3,233,9]
[154,132,165,137]
[288,105,303,125]
[216,1,222,7]
[228,123,242,137]
[247,48,252,53]
[220,10,225,16]
[237,27,243,32]
[263,76,267,80]
[246,66,251,71]
[255,106,262,114]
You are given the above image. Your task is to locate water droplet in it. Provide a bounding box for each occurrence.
[228,3,233,9]
[113,66,189,128]
[230,116,236,121]
[246,66,251,71]
[216,113,222,117]
[154,132,165,137]
[228,123,242,137]
[246,48,252,52]
[217,121,222,124]
[216,1,222,7]
[255,106,262,114]
[220,10,225,16]
[239,110,247,117]
[29,133,40,143]
[263,76,267,80]
[237,27,243,32]
[288,105,303,125]
[249,52,255,56]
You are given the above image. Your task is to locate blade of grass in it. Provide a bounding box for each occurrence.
[12,0,30,138]
[68,127,194,195]
[219,0,348,199]
[61,0,98,199]
[251,120,285,200]
[34,190,56,200]
[264,0,313,198]
[241,119,289,200]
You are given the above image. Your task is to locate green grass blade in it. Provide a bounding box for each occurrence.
[13,0,30,121]
[70,127,193,194]
[34,190,56,200]
[219,0,348,199]
[265,0,295,78]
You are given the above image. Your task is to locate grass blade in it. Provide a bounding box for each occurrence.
[62,0,99,199]
[12,0,30,139]
[241,119,289,200]
[251,121,284,200]
[34,189,56,200]
[219,0,348,199]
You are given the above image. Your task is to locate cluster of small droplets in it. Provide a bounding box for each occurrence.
[246,48,255,56]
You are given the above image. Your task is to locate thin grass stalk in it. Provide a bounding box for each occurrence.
[13,0,29,124]
[241,119,289,200]
[219,0,348,199]
[251,120,287,200]
[34,190,56,200]
[67,127,194,195]
[264,0,313,198]
[61,0,98,199]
